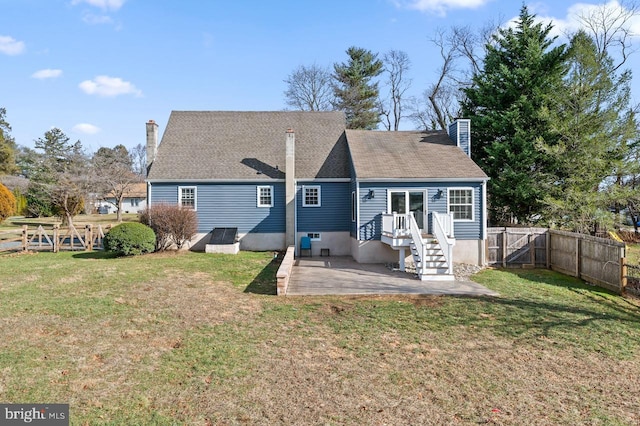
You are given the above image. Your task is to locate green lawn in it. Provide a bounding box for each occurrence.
[626,243,640,265]
[0,251,638,425]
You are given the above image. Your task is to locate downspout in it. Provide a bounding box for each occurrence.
[294,181,298,257]
[481,180,487,265]
[356,179,360,244]
[146,182,152,228]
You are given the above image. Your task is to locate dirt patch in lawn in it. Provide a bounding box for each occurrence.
[129,270,263,326]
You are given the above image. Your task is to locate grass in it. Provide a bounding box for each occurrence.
[626,243,640,265]
[0,251,639,425]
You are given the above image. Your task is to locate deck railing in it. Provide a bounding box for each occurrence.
[432,212,455,274]
[381,212,411,238]
[407,212,426,276]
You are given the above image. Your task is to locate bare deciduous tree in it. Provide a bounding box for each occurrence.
[93,145,142,222]
[578,0,639,71]
[380,50,412,131]
[283,64,335,111]
[129,143,147,176]
[409,22,499,130]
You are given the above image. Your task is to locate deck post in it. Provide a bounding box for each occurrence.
[621,257,627,294]
[399,247,406,272]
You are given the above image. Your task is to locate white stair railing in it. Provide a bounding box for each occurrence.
[407,212,426,276]
[432,212,455,274]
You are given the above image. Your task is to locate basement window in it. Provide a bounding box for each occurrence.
[307,232,321,241]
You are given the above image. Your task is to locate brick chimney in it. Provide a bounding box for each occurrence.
[146,119,158,173]
[448,118,471,157]
[285,129,295,248]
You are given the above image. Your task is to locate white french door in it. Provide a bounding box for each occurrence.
[388,190,427,231]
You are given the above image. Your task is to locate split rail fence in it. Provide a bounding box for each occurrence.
[487,227,629,294]
[0,224,111,253]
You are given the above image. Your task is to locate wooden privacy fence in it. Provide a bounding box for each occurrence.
[488,228,627,294]
[0,224,111,253]
[487,227,549,268]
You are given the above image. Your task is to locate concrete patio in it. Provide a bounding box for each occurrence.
[286,256,498,296]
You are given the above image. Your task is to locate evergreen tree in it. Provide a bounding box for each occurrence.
[0,108,17,175]
[461,6,567,224]
[333,46,383,129]
[540,31,635,233]
[27,128,88,225]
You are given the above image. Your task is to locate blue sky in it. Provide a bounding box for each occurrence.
[2,0,640,153]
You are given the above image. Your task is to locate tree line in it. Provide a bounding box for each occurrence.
[282,3,640,233]
[0,111,146,226]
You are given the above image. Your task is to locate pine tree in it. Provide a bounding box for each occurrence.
[461,6,567,224]
[540,30,635,233]
[27,128,88,225]
[0,108,17,175]
[333,46,383,129]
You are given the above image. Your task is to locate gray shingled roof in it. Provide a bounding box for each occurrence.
[346,130,488,180]
[147,111,349,180]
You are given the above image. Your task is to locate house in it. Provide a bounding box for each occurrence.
[146,111,489,280]
[97,182,147,214]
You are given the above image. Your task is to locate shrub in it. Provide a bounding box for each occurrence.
[0,183,15,222]
[25,183,54,217]
[12,188,27,216]
[139,203,198,251]
[104,222,156,256]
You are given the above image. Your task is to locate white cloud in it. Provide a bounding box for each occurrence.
[79,75,142,97]
[31,69,63,79]
[508,1,640,41]
[82,13,113,25]
[72,123,101,135]
[0,35,25,55]
[71,0,126,11]
[394,0,492,16]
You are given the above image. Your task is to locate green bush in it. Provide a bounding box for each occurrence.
[104,222,156,256]
[12,188,27,216]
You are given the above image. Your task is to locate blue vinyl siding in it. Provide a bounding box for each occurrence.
[357,181,483,241]
[297,182,351,232]
[458,120,470,155]
[149,182,285,234]
[448,120,471,156]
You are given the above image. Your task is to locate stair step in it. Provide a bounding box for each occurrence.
[418,273,456,282]
[418,264,448,270]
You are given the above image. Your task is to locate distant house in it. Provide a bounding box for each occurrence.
[97,182,147,214]
[146,111,489,280]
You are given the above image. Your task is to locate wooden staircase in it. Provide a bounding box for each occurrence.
[410,236,455,281]
[381,211,456,281]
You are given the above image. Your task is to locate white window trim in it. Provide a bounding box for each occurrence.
[302,185,321,207]
[307,232,321,241]
[447,187,474,222]
[257,185,273,208]
[178,186,197,211]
